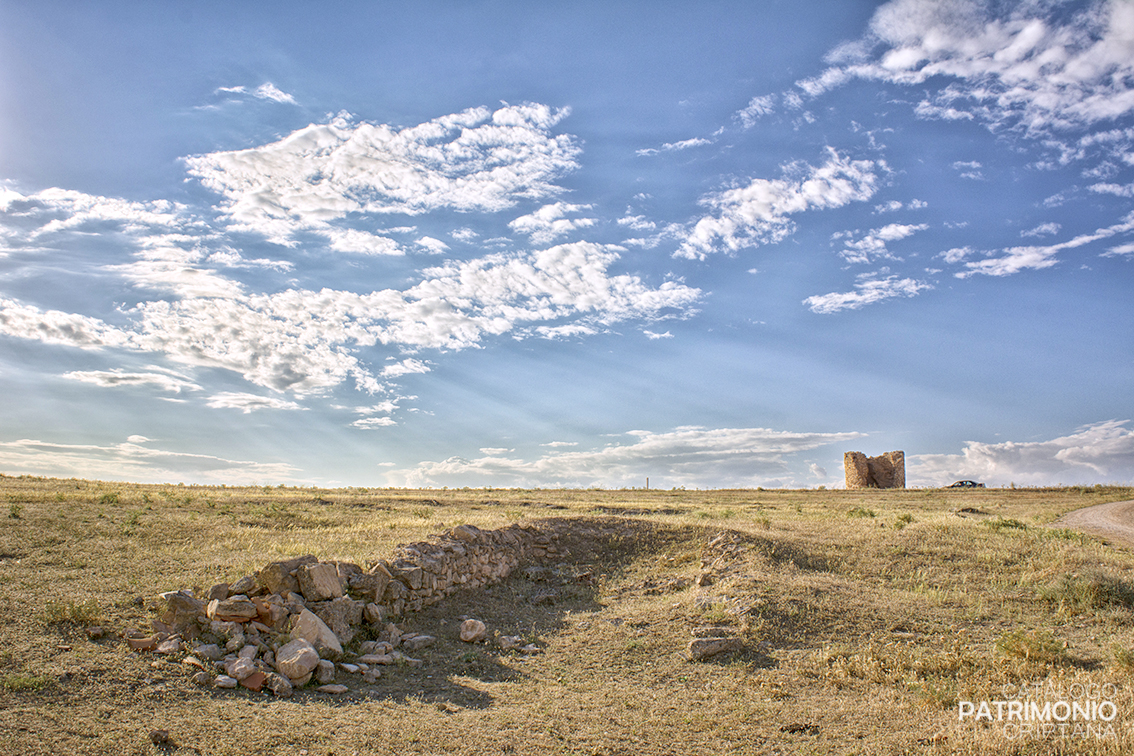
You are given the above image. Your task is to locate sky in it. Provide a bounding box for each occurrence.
[0,0,1132,489]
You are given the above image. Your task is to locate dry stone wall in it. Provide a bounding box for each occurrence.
[136,522,561,695]
[844,450,905,489]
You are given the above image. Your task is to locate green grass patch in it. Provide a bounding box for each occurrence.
[1,673,54,692]
[846,507,876,518]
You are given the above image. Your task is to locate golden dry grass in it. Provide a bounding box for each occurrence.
[2,477,1134,754]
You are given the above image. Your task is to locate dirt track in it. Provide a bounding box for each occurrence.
[1051,499,1134,549]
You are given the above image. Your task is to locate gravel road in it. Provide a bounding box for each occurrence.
[1051,499,1134,549]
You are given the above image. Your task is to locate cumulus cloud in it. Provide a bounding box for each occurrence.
[18,188,196,236]
[415,236,450,254]
[795,0,1134,136]
[804,274,932,314]
[184,103,580,246]
[322,228,404,255]
[0,242,700,396]
[388,425,865,488]
[0,297,132,349]
[676,148,879,260]
[0,436,301,484]
[0,186,267,300]
[617,214,656,232]
[508,202,596,245]
[836,222,929,264]
[1089,182,1134,197]
[873,198,929,214]
[910,420,1134,486]
[381,358,430,378]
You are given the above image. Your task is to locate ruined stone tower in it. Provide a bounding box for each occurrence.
[844,450,905,489]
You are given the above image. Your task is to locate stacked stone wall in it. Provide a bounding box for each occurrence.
[156,522,561,654]
[141,522,562,695]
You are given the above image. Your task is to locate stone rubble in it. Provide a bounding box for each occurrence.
[120,521,564,698]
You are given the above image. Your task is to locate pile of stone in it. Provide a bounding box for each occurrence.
[124,522,557,695]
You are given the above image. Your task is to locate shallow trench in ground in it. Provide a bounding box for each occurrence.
[130,515,921,710]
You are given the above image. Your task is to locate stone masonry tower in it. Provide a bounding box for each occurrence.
[844,450,905,489]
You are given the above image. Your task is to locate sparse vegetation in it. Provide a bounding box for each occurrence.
[1,673,53,692]
[995,628,1069,665]
[1,477,1133,754]
[43,598,102,626]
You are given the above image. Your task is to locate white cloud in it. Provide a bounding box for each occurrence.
[508,201,596,245]
[0,297,132,349]
[388,425,865,488]
[1103,242,1134,257]
[1021,222,1062,238]
[955,211,1134,277]
[676,148,879,260]
[838,222,929,263]
[415,236,450,254]
[795,0,1134,136]
[940,246,975,264]
[213,83,297,105]
[0,186,248,300]
[637,137,713,156]
[643,329,673,340]
[205,392,305,413]
[0,241,700,397]
[323,228,404,255]
[22,188,195,235]
[952,160,984,180]
[184,103,580,246]
[351,416,397,429]
[804,274,932,314]
[737,94,777,127]
[62,368,201,393]
[253,83,297,104]
[354,401,399,415]
[381,358,430,378]
[617,214,656,231]
[450,227,479,242]
[1089,182,1134,197]
[910,420,1134,487]
[663,137,711,151]
[0,436,301,485]
[207,248,294,272]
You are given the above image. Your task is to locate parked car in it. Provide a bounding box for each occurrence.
[948,480,984,488]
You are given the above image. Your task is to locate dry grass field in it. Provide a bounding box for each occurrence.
[3,476,1134,755]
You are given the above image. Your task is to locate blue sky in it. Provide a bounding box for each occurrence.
[1,0,1132,489]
